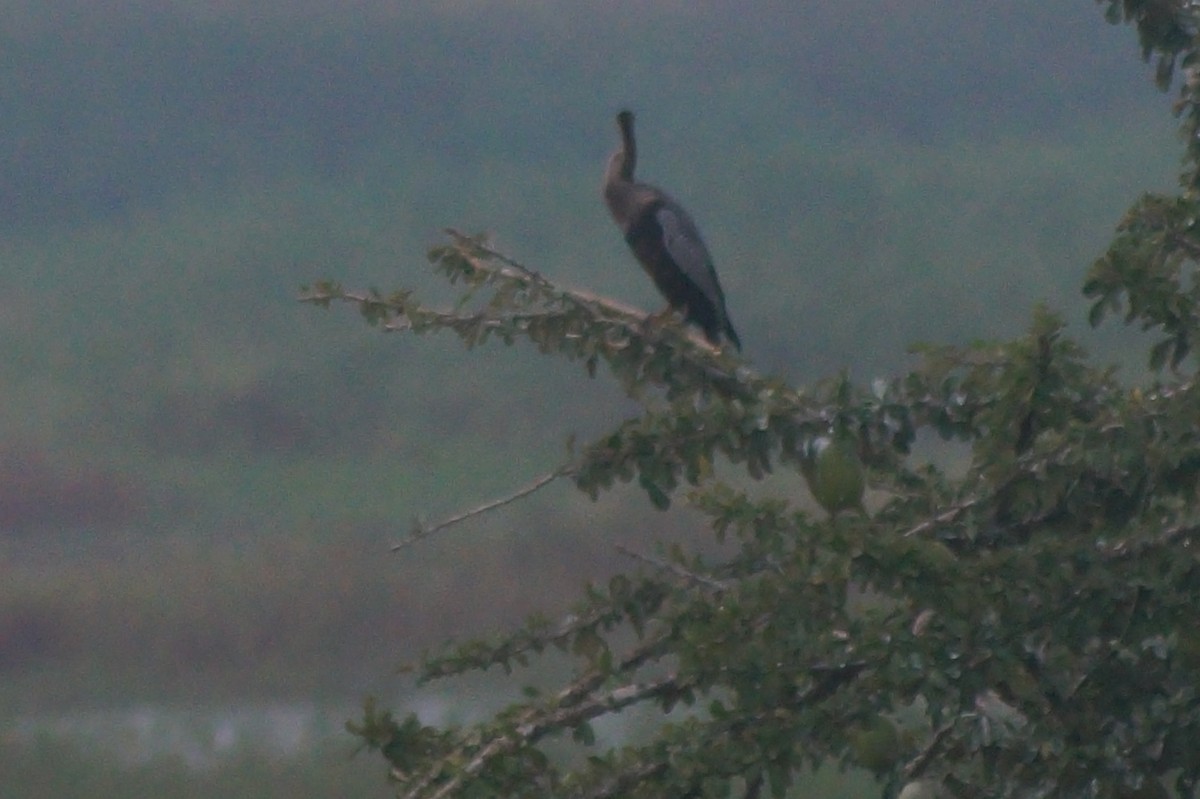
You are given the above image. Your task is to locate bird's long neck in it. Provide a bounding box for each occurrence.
[605,111,645,226]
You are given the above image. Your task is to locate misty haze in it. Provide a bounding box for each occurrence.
[1,2,1182,797]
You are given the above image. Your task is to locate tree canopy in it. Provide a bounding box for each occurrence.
[304,2,1200,796]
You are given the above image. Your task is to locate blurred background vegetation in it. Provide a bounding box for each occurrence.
[0,1,1183,795]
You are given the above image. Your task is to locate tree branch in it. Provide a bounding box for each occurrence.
[393,466,573,552]
[585,659,868,799]
[615,543,729,592]
[903,720,955,782]
[902,499,978,538]
[406,672,694,799]
[442,228,717,350]
[1100,519,1200,559]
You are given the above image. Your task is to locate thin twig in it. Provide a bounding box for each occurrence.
[556,628,674,709]
[1100,520,1199,559]
[445,229,553,285]
[615,543,729,592]
[392,466,573,552]
[903,720,955,782]
[902,499,977,538]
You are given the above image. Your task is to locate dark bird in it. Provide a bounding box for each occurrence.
[603,110,741,350]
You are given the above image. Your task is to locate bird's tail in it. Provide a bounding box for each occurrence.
[724,321,742,352]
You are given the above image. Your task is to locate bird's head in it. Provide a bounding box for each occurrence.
[616,109,634,137]
[610,109,637,180]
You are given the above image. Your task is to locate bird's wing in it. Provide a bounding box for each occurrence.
[655,204,728,311]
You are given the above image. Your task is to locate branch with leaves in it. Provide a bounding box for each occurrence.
[315,7,1200,795]
[314,221,1200,796]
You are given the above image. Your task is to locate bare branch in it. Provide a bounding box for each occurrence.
[441,228,724,354]
[555,629,673,709]
[902,499,978,538]
[444,228,653,316]
[903,720,955,782]
[615,543,729,592]
[393,466,573,552]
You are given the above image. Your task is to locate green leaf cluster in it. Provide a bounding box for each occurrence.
[309,5,1200,797]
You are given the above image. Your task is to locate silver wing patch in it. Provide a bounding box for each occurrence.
[656,204,725,307]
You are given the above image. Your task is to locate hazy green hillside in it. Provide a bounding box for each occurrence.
[0,2,1186,796]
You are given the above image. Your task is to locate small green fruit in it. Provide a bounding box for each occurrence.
[850,716,899,773]
[803,430,865,516]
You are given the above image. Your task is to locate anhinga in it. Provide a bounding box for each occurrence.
[603,110,741,350]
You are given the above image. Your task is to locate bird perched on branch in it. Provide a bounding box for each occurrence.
[603,110,741,350]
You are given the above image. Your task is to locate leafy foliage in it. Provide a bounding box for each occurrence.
[1087,1,1200,368]
[307,3,1200,797]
